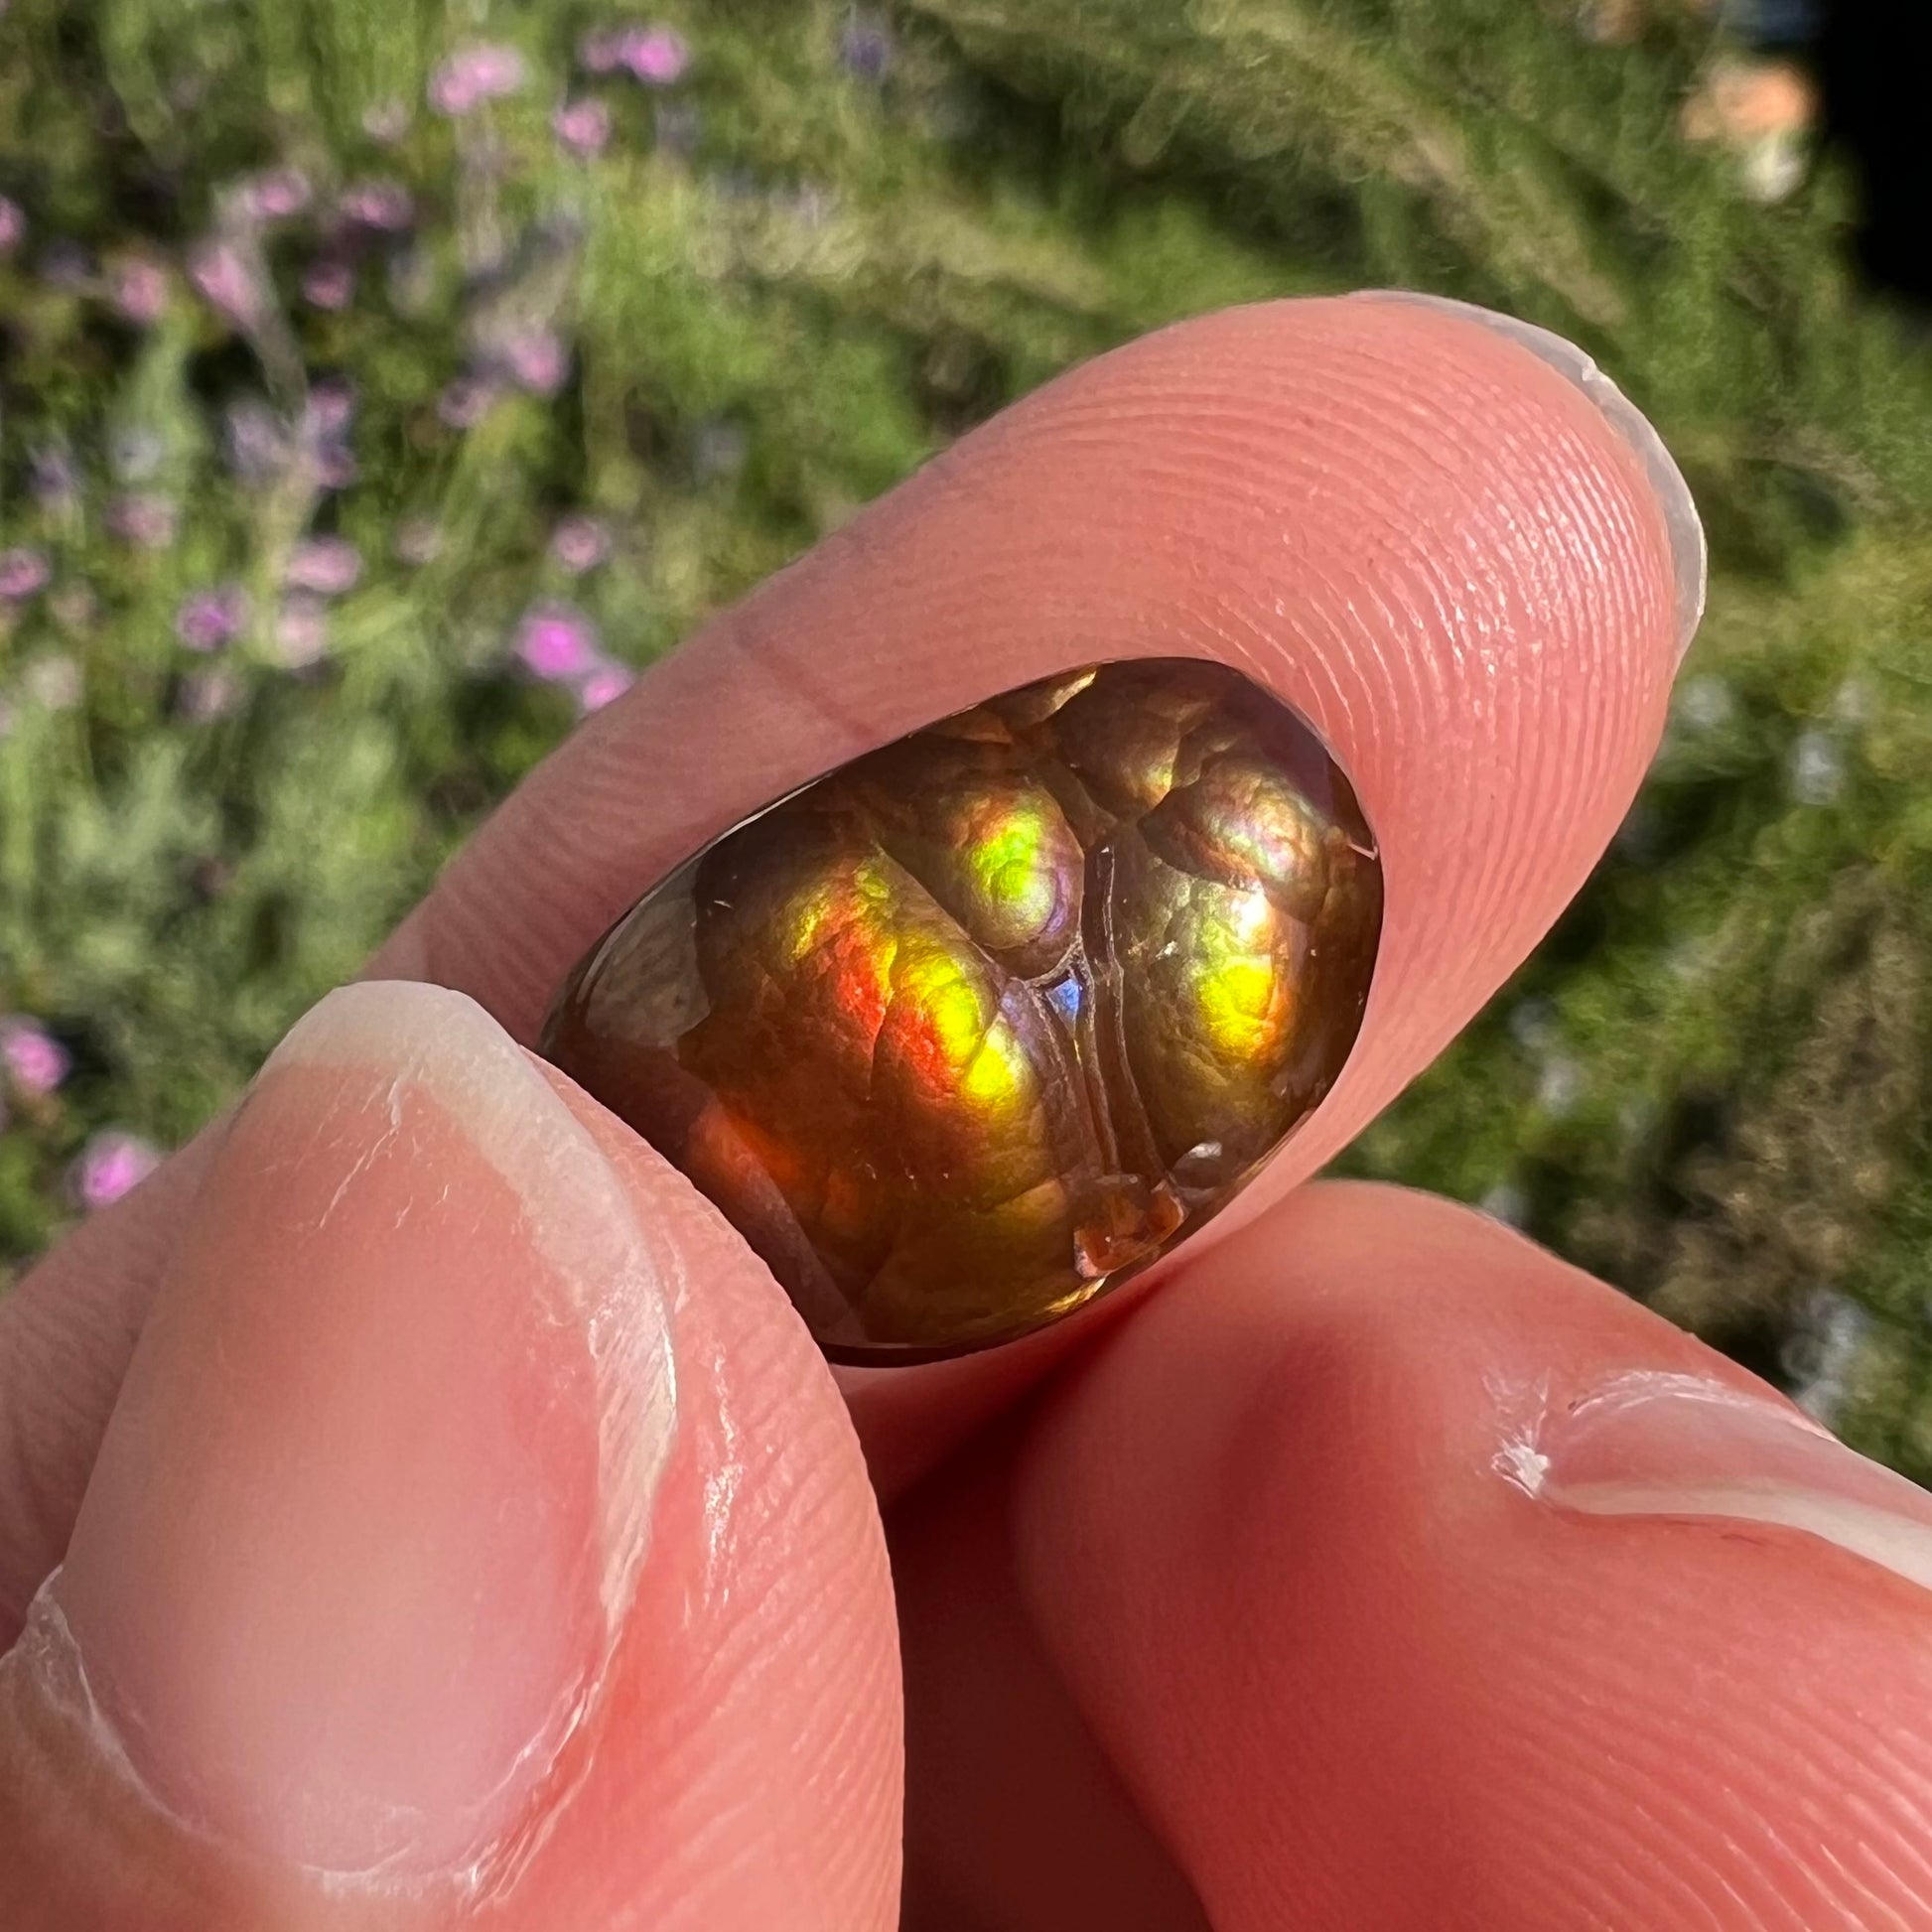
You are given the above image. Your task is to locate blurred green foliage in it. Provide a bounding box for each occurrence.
[4,1,1931,1470]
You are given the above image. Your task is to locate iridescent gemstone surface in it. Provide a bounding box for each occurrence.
[540,658,1383,1362]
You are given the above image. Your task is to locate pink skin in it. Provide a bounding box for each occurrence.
[552,99,612,158]
[899,1184,1932,1929]
[0,549,51,600]
[2,1000,895,1927]
[70,1136,158,1210]
[7,298,1932,1927]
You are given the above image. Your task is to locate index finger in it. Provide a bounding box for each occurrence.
[373,290,1701,1476]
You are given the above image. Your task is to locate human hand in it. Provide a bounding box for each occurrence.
[5,295,1928,1931]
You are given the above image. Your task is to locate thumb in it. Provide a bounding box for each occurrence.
[0,983,900,1929]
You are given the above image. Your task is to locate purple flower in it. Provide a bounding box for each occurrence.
[340,178,416,231]
[175,584,249,651]
[502,329,569,396]
[286,535,361,597]
[305,377,356,437]
[580,23,689,83]
[276,594,330,667]
[578,662,634,713]
[578,26,628,71]
[624,25,690,83]
[515,604,599,681]
[437,373,500,429]
[302,257,354,311]
[0,547,51,600]
[428,43,527,116]
[189,238,267,329]
[70,1132,161,1211]
[303,380,360,488]
[1,1019,69,1096]
[110,256,169,325]
[551,514,612,573]
[0,195,24,253]
[315,443,359,489]
[244,167,312,221]
[839,12,893,80]
[107,493,179,550]
[553,96,613,157]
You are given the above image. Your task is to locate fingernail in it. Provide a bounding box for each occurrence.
[1354,291,1708,663]
[39,982,675,1885]
[1516,1370,1932,1597]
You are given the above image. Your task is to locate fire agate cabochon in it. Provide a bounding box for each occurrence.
[541,659,1383,1361]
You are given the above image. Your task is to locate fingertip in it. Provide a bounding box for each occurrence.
[996,1182,1932,1928]
[1352,292,1706,661]
[1,986,901,1930]
[48,982,663,1882]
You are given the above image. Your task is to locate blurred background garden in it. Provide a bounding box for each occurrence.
[5,0,1932,1470]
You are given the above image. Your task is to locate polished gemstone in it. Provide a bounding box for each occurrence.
[540,658,1383,1361]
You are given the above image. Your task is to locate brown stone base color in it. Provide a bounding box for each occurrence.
[541,659,1382,1362]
